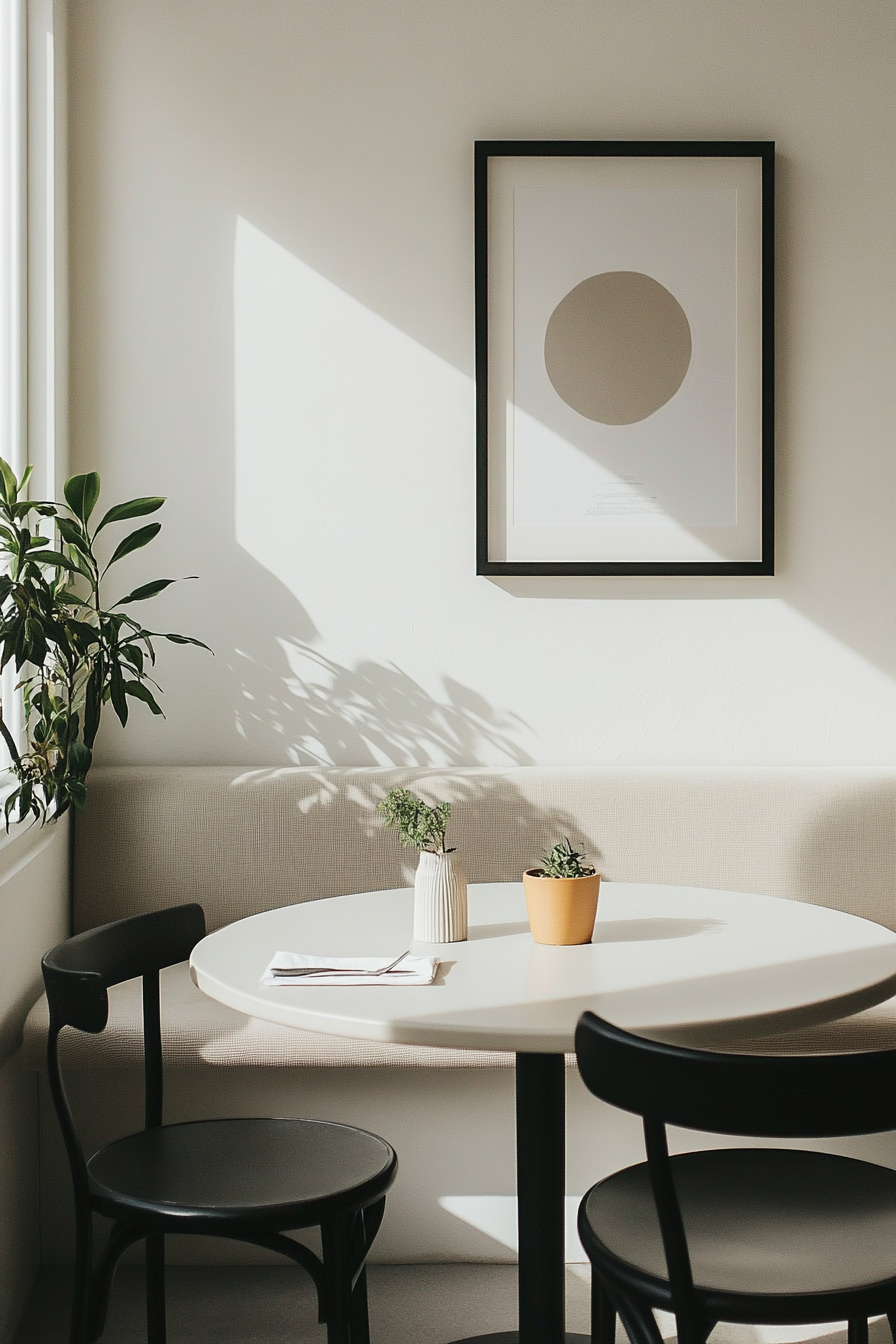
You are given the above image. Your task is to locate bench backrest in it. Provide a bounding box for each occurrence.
[73,765,896,933]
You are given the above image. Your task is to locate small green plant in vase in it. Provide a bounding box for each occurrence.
[524,836,600,946]
[377,788,453,854]
[378,787,467,943]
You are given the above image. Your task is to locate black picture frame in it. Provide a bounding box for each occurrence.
[475,140,775,577]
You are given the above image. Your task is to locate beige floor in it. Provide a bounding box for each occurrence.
[13,1266,893,1344]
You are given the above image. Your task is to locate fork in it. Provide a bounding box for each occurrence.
[271,950,412,978]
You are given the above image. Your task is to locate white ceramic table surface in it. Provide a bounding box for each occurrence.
[189,882,896,1053]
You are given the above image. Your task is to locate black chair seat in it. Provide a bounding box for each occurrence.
[88,1118,396,1227]
[583,1147,896,1302]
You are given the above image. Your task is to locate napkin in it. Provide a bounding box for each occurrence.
[261,951,440,987]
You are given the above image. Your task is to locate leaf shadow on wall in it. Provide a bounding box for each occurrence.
[165,536,535,770]
[228,620,534,769]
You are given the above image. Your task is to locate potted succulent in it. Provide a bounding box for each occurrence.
[378,787,467,942]
[0,458,207,826]
[523,837,600,945]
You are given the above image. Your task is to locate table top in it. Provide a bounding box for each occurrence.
[189,883,896,1053]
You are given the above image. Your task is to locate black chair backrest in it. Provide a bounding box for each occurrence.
[42,904,206,1034]
[575,1010,896,1138]
[42,904,206,1188]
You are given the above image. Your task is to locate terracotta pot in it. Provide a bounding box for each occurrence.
[522,869,601,945]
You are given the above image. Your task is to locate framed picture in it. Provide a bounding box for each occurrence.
[475,141,774,576]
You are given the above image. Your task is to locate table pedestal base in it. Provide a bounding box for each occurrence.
[442,1056,593,1344]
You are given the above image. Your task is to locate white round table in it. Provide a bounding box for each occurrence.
[190,882,896,1344]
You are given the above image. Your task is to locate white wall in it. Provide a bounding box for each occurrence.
[67,0,896,771]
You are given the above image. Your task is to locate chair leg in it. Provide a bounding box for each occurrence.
[321,1217,354,1344]
[613,1289,668,1344]
[591,1272,616,1344]
[349,1264,370,1344]
[69,1203,94,1344]
[145,1234,166,1344]
[848,1322,869,1344]
[88,1221,146,1341]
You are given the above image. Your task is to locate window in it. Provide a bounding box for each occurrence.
[0,0,65,766]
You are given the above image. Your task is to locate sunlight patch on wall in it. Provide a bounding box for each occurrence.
[233,215,467,604]
[438,1194,586,1262]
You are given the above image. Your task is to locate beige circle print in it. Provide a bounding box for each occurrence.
[544,271,692,426]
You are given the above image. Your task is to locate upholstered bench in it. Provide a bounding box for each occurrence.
[22,764,896,1263]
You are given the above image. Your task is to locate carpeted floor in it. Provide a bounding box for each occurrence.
[14,1265,892,1344]
[14,1264,589,1343]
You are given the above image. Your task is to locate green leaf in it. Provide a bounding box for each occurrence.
[106,522,161,567]
[64,471,101,524]
[0,458,18,504]
[68,737,92,777]
[55,589,91,607]
[96,496,164,532]
[24,617,48,666]
[68,619,102,649]
[120,643,144,675]
[67,551,96,581]
[25,548,78,572]
[124,680,164,715]
[56,517,93,556]
[0,712,21,767]
[0,631,19,670]
[114,578,176,605]
[83,665,104,749]
[109,671,128,727]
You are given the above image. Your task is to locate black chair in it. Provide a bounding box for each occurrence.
[575,1010,896,1344]
[43,903,398,1344]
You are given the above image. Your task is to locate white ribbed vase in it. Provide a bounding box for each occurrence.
[413,851,468,943]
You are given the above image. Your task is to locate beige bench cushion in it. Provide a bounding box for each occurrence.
[714,1002,896,1054]
[22,961,896,1072]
